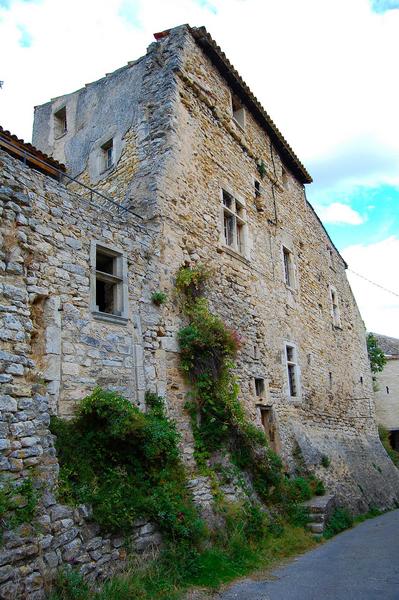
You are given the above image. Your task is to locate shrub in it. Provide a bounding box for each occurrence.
[0,476,38,540]
[324,508,353,539]
[151,291,167,306]
[51,388,204,543]
[321,455,330,468]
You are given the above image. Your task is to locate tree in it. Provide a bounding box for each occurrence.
[367,333,386,374]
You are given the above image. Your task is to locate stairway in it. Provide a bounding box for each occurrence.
[303,494,336,537]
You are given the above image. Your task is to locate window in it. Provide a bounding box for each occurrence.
[231,93,245,129]
[254,179,261,198]
[329,286,341,328]
[285,343,300,398]
[101,139,114,171]
[54,107,67,138]
[281,167,288,188]
[255,378,265,397]
[222,190,247,255]
[328,248,334,269]
[282,246,295,288]
[90,242,128,323]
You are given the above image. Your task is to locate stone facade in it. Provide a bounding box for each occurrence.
[1,22,399,598]
[373,333,399,446]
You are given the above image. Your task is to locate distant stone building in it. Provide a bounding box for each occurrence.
[373,333,399,450]
[1,23,399,597]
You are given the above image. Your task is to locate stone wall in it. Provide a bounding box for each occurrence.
[0,150,167,598]
[375,358,399,431]
[4,22,399,598]
[31,24,399,509]
[147,26,399,511]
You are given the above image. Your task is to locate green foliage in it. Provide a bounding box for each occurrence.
[257,159,267,179]
[176,264,323,520]
[175,263,210,302]
[378,425,399,467]
[367,333,386,374]
[48,570,89,600]
[321,454,331,468]
[48,523,315,600]
[323,508,353,539]
[151,291,167,306]
[0,476,38,539]
[51,388,204,542]
[354,506,383,524]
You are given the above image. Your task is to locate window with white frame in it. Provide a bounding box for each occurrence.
[90,242,128,322]
[285,343,300,398]
[282,246,295,288]
[231,93,246,130]
[101,139,114,171]
[54,107,67,138]
[222,189,247,255]
[329,286,341,328]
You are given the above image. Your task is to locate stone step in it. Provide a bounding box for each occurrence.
[307,513,325,524]
[307,522,324,534]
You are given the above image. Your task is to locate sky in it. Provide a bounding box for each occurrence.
[0,0,398,337]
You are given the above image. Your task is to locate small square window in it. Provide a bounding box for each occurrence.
[231,93,245,130]
[285,343,300,398]
[330,286,341,328]
[282,246,295,288]
[255,378,265,397]
[91,243,127,323]
[281,167,288,188]
[101,139,114,171]
[54,107,67,138]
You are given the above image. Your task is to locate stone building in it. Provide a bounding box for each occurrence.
[373,333,399,450]
[1,23,399,597]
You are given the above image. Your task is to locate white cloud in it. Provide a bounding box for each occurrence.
[316,202,364,225]
[0,0,399,184]
[342,237,399,337]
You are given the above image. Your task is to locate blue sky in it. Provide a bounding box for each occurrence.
[0,0,398,335]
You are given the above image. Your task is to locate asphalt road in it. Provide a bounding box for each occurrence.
[218,509,399,600]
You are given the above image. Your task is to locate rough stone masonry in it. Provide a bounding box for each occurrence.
[0,22,399,598]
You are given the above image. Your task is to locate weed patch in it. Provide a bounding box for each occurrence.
[0,476,38,541]
[51,389,204,543]
[176,264,324,520]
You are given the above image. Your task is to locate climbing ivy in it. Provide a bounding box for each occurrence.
[0,476,38,541]
[176,264,322,517]
[51,388,204,543]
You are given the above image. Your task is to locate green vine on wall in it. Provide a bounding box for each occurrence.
[176,264,323,516]
[51,389,204,543]
[0,477,38,541]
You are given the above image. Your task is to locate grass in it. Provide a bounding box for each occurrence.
[323,506,386,539]
[48,524,316,600]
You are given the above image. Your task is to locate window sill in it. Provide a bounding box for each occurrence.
[232,117,245,133]
[92,311,128,325]
[332,324,343,331]
[100,165,115,176]
[219,245,250,265]
[288,396,302,404]
[54,132,67,140]
[285,283,296,293]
